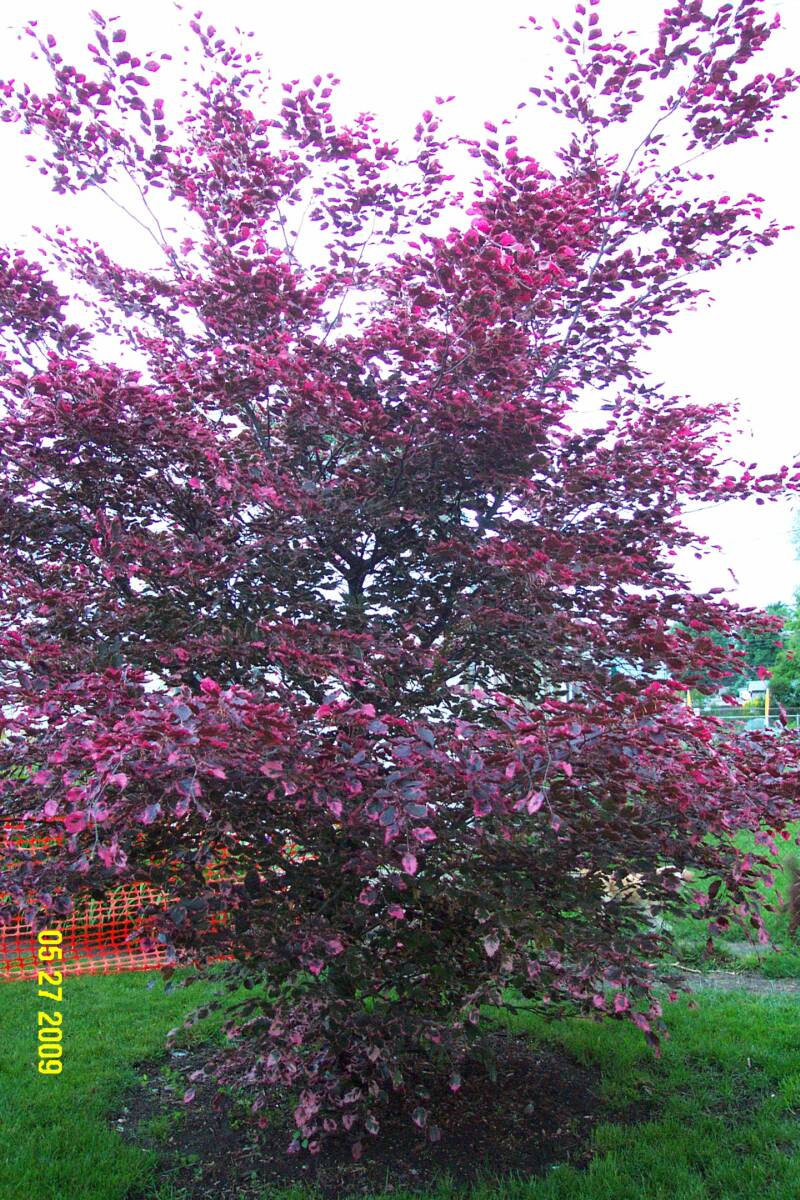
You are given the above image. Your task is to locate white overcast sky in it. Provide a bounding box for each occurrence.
[1,0,799,610]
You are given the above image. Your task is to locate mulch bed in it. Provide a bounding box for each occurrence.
[116,1033,607,1198]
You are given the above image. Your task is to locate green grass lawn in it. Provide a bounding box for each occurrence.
[3,967,800,1200]
[495,994,800,1200]
[0,970,215,1200]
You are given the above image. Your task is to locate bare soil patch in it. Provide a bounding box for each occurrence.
[674,968,800,995]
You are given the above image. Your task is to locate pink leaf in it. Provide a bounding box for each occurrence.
[412,826,436,844]
[63,812,87,834]
[526,790,545,814]
[96,842,117,868]
[401,852,418,876]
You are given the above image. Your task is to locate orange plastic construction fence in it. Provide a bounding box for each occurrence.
[0,821,226,980]
[0,820,312,980]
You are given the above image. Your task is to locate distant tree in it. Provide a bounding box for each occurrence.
[672,602,788,695]
[764,600,800,703]
[746,603,791,672]
[727,601,791,693]
[1,1,799,1158]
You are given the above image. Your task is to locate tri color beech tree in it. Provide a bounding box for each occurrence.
[1,0,799,1156]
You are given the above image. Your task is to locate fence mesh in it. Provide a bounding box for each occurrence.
[0,820,230,980]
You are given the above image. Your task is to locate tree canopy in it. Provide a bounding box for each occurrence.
[1,1,799,1157]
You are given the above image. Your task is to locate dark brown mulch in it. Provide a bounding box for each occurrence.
[116,1033,605,1199]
